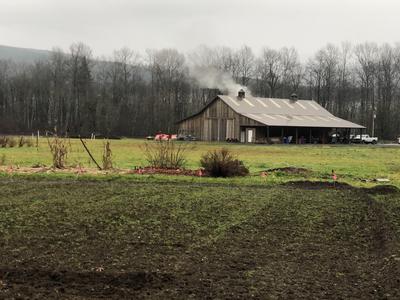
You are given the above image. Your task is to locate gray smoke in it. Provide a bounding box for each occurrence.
[189,65,250,96]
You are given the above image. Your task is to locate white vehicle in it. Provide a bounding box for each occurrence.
[398,137,400,144]
[351,134,378,144]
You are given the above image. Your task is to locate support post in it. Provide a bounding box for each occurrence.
[267,126,270,144]
[335,128,338,144]
[295,128,298,144]
[309,128,312,144]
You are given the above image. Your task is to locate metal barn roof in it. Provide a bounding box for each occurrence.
[218,95,365,129]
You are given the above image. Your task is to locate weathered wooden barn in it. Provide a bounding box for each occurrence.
[177,90,365,143]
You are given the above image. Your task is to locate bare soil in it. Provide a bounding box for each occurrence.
[282,180,400,194]
[0,268,173,299]
[282,180,353,190]
[366,184,400,195]
[1,178,400,299]
[0,165,205,177]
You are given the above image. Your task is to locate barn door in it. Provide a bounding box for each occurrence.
[246,128,255,143]
[240,130,245,143]
[211,119,218,141]
[226,119,234,140]
[219,119,227,141]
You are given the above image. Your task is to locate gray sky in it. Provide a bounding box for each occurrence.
[0,0,399,58]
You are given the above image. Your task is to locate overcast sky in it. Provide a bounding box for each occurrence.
[0,0,399,59]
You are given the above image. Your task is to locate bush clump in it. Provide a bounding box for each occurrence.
[17,136,34,147]
[25,137,34,147]
[47,134,68,168]
[142,141,189,169]
[0,136,7,148]
[102,140,113,170]
[6,137,17,148]
[18,136,25,147]
[200,148,249,177]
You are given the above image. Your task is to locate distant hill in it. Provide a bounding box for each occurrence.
[0,45,51,64]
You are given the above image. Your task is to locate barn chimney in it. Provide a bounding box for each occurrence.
[290,93,298,101]
[238,89,245,99]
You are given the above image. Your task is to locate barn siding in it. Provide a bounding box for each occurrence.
[178,97,265,141]
[178,98,243,141]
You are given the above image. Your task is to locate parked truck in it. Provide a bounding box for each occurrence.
[350,134,378,144]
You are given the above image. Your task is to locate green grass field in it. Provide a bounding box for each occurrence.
[1,138,400,186]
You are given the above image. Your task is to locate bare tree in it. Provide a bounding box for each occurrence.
[2,42,400,140]
[354,42,378,129]
[375,44,400,138]
[147,48,188,132]
[257,47,282,97]
[280,47,302,97]
[236,45,255,86]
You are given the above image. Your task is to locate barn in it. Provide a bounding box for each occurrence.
[177,89,365,143]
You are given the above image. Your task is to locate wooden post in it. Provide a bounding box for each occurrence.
[360,128,363,144]
[79,137,102,170]
[267,126,270,144]
[348,129,351,143]
[295,128,298,144]
[281,127,284,142]
[309,128,312,144]
[335,128,338,143]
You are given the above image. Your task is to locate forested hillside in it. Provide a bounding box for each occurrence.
[0,45,50,64]
[0,42,399,138]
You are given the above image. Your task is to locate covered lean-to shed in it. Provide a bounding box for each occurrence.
[177,90,365,143]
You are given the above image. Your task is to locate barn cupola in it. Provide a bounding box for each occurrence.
[290,93,298,101]
[238,88,245,99]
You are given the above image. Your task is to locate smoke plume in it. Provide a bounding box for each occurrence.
[189,66,250,96]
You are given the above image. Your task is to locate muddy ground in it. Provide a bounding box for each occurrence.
[0,178,399,299]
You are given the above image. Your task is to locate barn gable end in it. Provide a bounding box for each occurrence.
[178,97,264,141]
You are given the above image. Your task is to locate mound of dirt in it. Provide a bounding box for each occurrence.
[282,180,353,190]
[129,167,205,176]
[266,167,311,175]
[365,185,400,195]
[282,180,400,195]
[0,165,207,177]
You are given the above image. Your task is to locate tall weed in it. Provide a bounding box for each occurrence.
[141,141,190,169]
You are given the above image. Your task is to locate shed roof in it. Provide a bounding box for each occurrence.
[179,95,365,129]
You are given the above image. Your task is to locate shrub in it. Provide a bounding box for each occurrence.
[200,148,249,177]
[6,137,17,148]
[102,140,113,170]
[47,134,68,168]
[25,137,34,147]
[0,136,33,148]
[18,136,25,147]
[141,141,189,169]
[0,137,7,148]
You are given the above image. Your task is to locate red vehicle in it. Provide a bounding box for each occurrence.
[154,133,177,141]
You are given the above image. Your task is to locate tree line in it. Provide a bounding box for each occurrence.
[0,42,400,139]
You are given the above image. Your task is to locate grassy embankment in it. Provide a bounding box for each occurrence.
[0,138,400,187]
